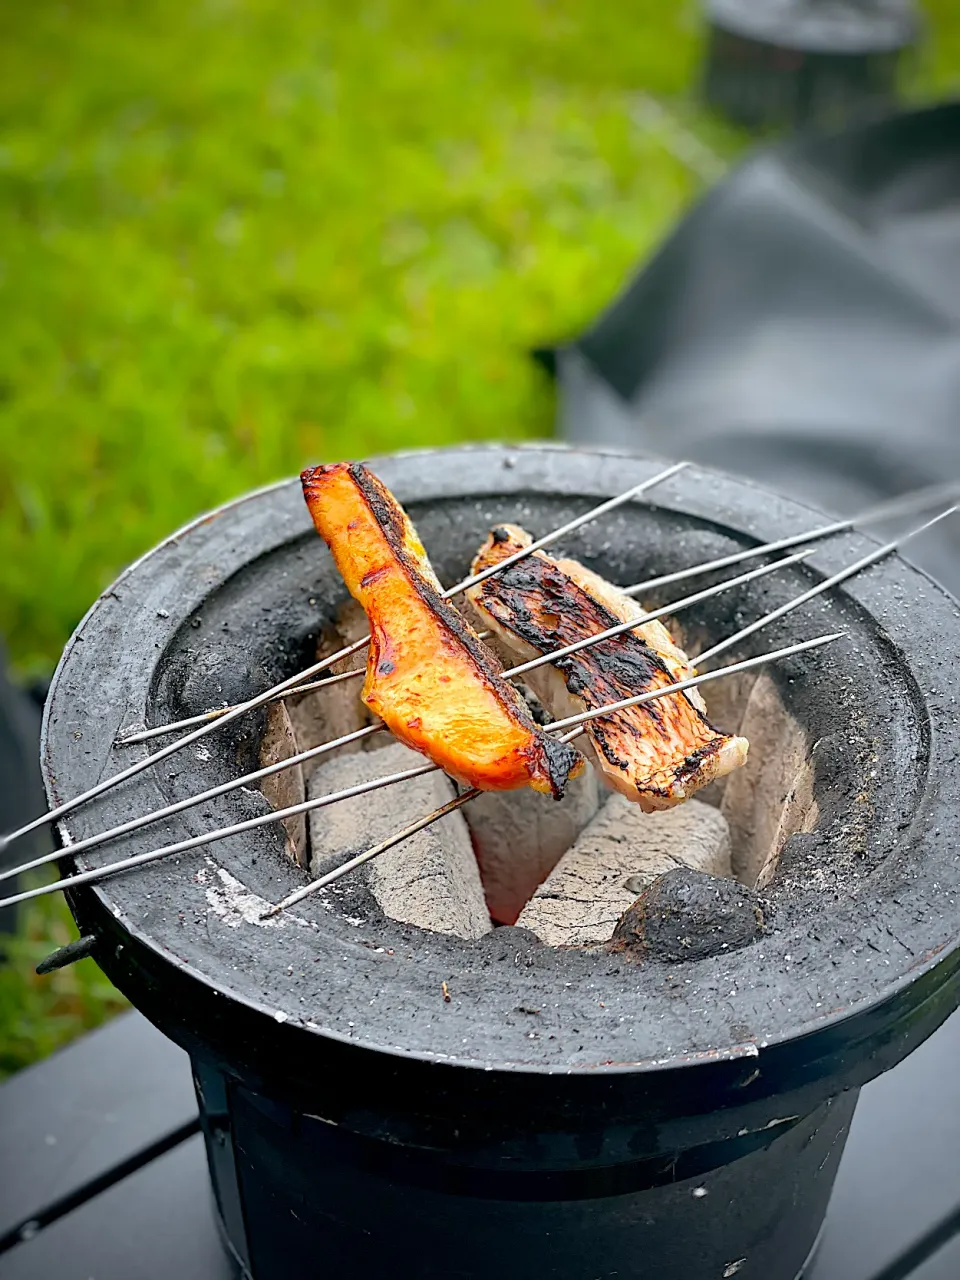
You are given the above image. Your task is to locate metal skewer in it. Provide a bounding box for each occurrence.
[497,548,813,679]
[266,788,484,907]
[448,459,686,594]
[116,462,687,745]
[260,499,958,917]
[0,631,841,914]
[8,500,955,910]
[116,478,960,745]
[0,722,384,885]
[120,634,491,745]
[694,503,959,666]
[0,462,687,854]
[0,546,810,885]
[622,481,960,598]
[550,633,846,738]
[117,667,370,744]
[260,630,843,918]
[8,497,955,889]
[0,761,440,912]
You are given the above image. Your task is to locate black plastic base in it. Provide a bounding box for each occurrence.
[194,1050,858,1280]
[5,1009,960,1279]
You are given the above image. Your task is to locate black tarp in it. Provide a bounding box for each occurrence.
[553,101,960,595]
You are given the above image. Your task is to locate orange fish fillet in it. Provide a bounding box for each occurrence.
[466,524,748,812]
[300,464,583,796]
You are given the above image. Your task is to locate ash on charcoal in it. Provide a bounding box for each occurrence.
[515,794,732,947]
[700,668,758,744]
[259,700,307,867]
[286,601,375,754]
[307,742,491,940]
[720,673,813,887]
[692,666,761,808]
[611,866,765,962]
[759,747,817,889]
[464,769,600,925]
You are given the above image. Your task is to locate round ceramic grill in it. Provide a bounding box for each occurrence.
[33,445,960,1280]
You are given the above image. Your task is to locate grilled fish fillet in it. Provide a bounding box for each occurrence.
[550,554,708,715]
[300,465,583,796]
[466,524,748,812]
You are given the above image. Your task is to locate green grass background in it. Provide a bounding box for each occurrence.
[1,0,957,1078]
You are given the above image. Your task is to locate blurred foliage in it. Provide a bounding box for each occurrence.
[0,0,957,1077]
[0,0,737,682]
[0,876,129,1078]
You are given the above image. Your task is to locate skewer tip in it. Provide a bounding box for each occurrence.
[808,630,846,648]
[785,629,845,649]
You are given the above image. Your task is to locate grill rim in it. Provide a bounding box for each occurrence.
[39,443,960,1096]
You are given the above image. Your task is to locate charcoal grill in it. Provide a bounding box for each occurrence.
[40,444,960,1280]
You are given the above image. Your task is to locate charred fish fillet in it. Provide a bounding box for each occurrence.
[300,465,583,796]
[466,524,748,811]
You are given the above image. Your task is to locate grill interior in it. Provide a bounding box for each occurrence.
[262,600,812,946]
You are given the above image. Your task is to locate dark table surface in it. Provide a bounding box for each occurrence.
[1,1007,959,1280]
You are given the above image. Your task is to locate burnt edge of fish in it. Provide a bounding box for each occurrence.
[300,465,584,799]
[473,539,736,802]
